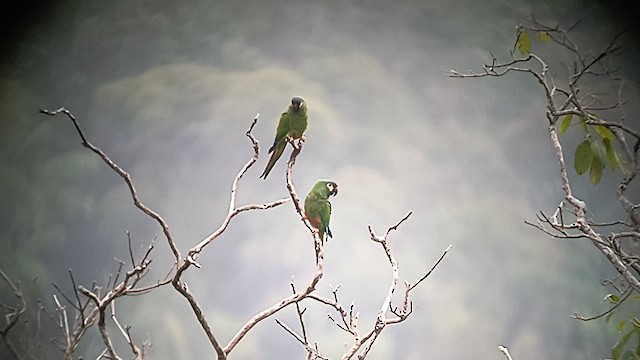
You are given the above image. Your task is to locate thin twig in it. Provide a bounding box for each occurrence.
[498,345,514,360]
[572,290,633,321]
[409,244,452,292]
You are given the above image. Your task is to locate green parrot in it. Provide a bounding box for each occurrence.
[260,96,308,179]
[304,180,338,243]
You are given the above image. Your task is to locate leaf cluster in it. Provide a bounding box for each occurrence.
[604,294,640,360]
[559,115,627,185]
[514,28,552,56]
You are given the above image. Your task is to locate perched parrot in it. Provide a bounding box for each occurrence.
[260,96,308,179]
[304,180,338,243]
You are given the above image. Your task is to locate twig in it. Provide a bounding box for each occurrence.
[498,345,514,360]
[68,270,85,326]
[344,213,411,359]
[291,280,309,343]
[0,269,26,360]
[409,244,452,291]
[572,290,633,321]
[110,301,143,359]
[275,318,328,360]
[187,114,290,258]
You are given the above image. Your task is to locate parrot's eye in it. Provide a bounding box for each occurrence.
[327,184,334,191]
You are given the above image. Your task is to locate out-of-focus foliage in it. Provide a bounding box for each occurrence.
[604,294,640,360]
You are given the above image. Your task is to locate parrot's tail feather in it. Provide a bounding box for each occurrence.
[259,142,285,179]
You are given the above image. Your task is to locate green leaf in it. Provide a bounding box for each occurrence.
[604,138,620,171]
[595,125,616,142]
[591,138,608,165]
[516,30,532,55]
[537,31,552,42]
[618,320,628,332]
[612,329,634,360]
[610,294,621,304]
[590,154,604,185]
[606,312,615,323]
[575,140,593,175]
[559,114,573,134]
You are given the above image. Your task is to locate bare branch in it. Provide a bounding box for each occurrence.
[291,280,309,344]
[169,115,297,359]
[40,107,180,264]
[498,345,515,360]
[110,301,143,359]
[307,287,353,335]
[0,269,27,360]
[171,281,226,359]
[409,244,452,292]
[344,212,415,359]
[224,135,326,355]
[275,318,306,346]
[188,114,290,257]
[572,290,633,322]
[275,318,329,360]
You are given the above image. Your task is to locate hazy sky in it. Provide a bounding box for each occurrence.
[2,1,639,359]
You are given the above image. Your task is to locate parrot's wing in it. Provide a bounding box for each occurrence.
[269,111,290,152]
[321,200,332,238]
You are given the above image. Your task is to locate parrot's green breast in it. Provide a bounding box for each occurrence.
[304,180,338,242]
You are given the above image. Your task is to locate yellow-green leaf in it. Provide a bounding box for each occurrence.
[590,154,604,185]
[575,140,593,175]
[609,294,621,304]
[516,31,532,55]
[612,328,634,360]
[594,125,615,142]
[605,312,614,323]
[604,138,619,171]
[537,31,552,42]
[559,114,573,134]
[591,138,607,165]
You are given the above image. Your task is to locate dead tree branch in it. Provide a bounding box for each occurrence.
[0,269,26,360]
[35,105,450,360]
[40,107,180,264]
[224,136,325,355]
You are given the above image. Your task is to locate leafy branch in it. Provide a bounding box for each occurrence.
[451,16,640,359]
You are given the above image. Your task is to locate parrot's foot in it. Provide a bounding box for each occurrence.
[292,136,306,150]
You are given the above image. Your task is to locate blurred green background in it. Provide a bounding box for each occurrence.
[1,0,639,358]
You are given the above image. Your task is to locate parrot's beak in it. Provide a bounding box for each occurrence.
[331,187,338,196]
